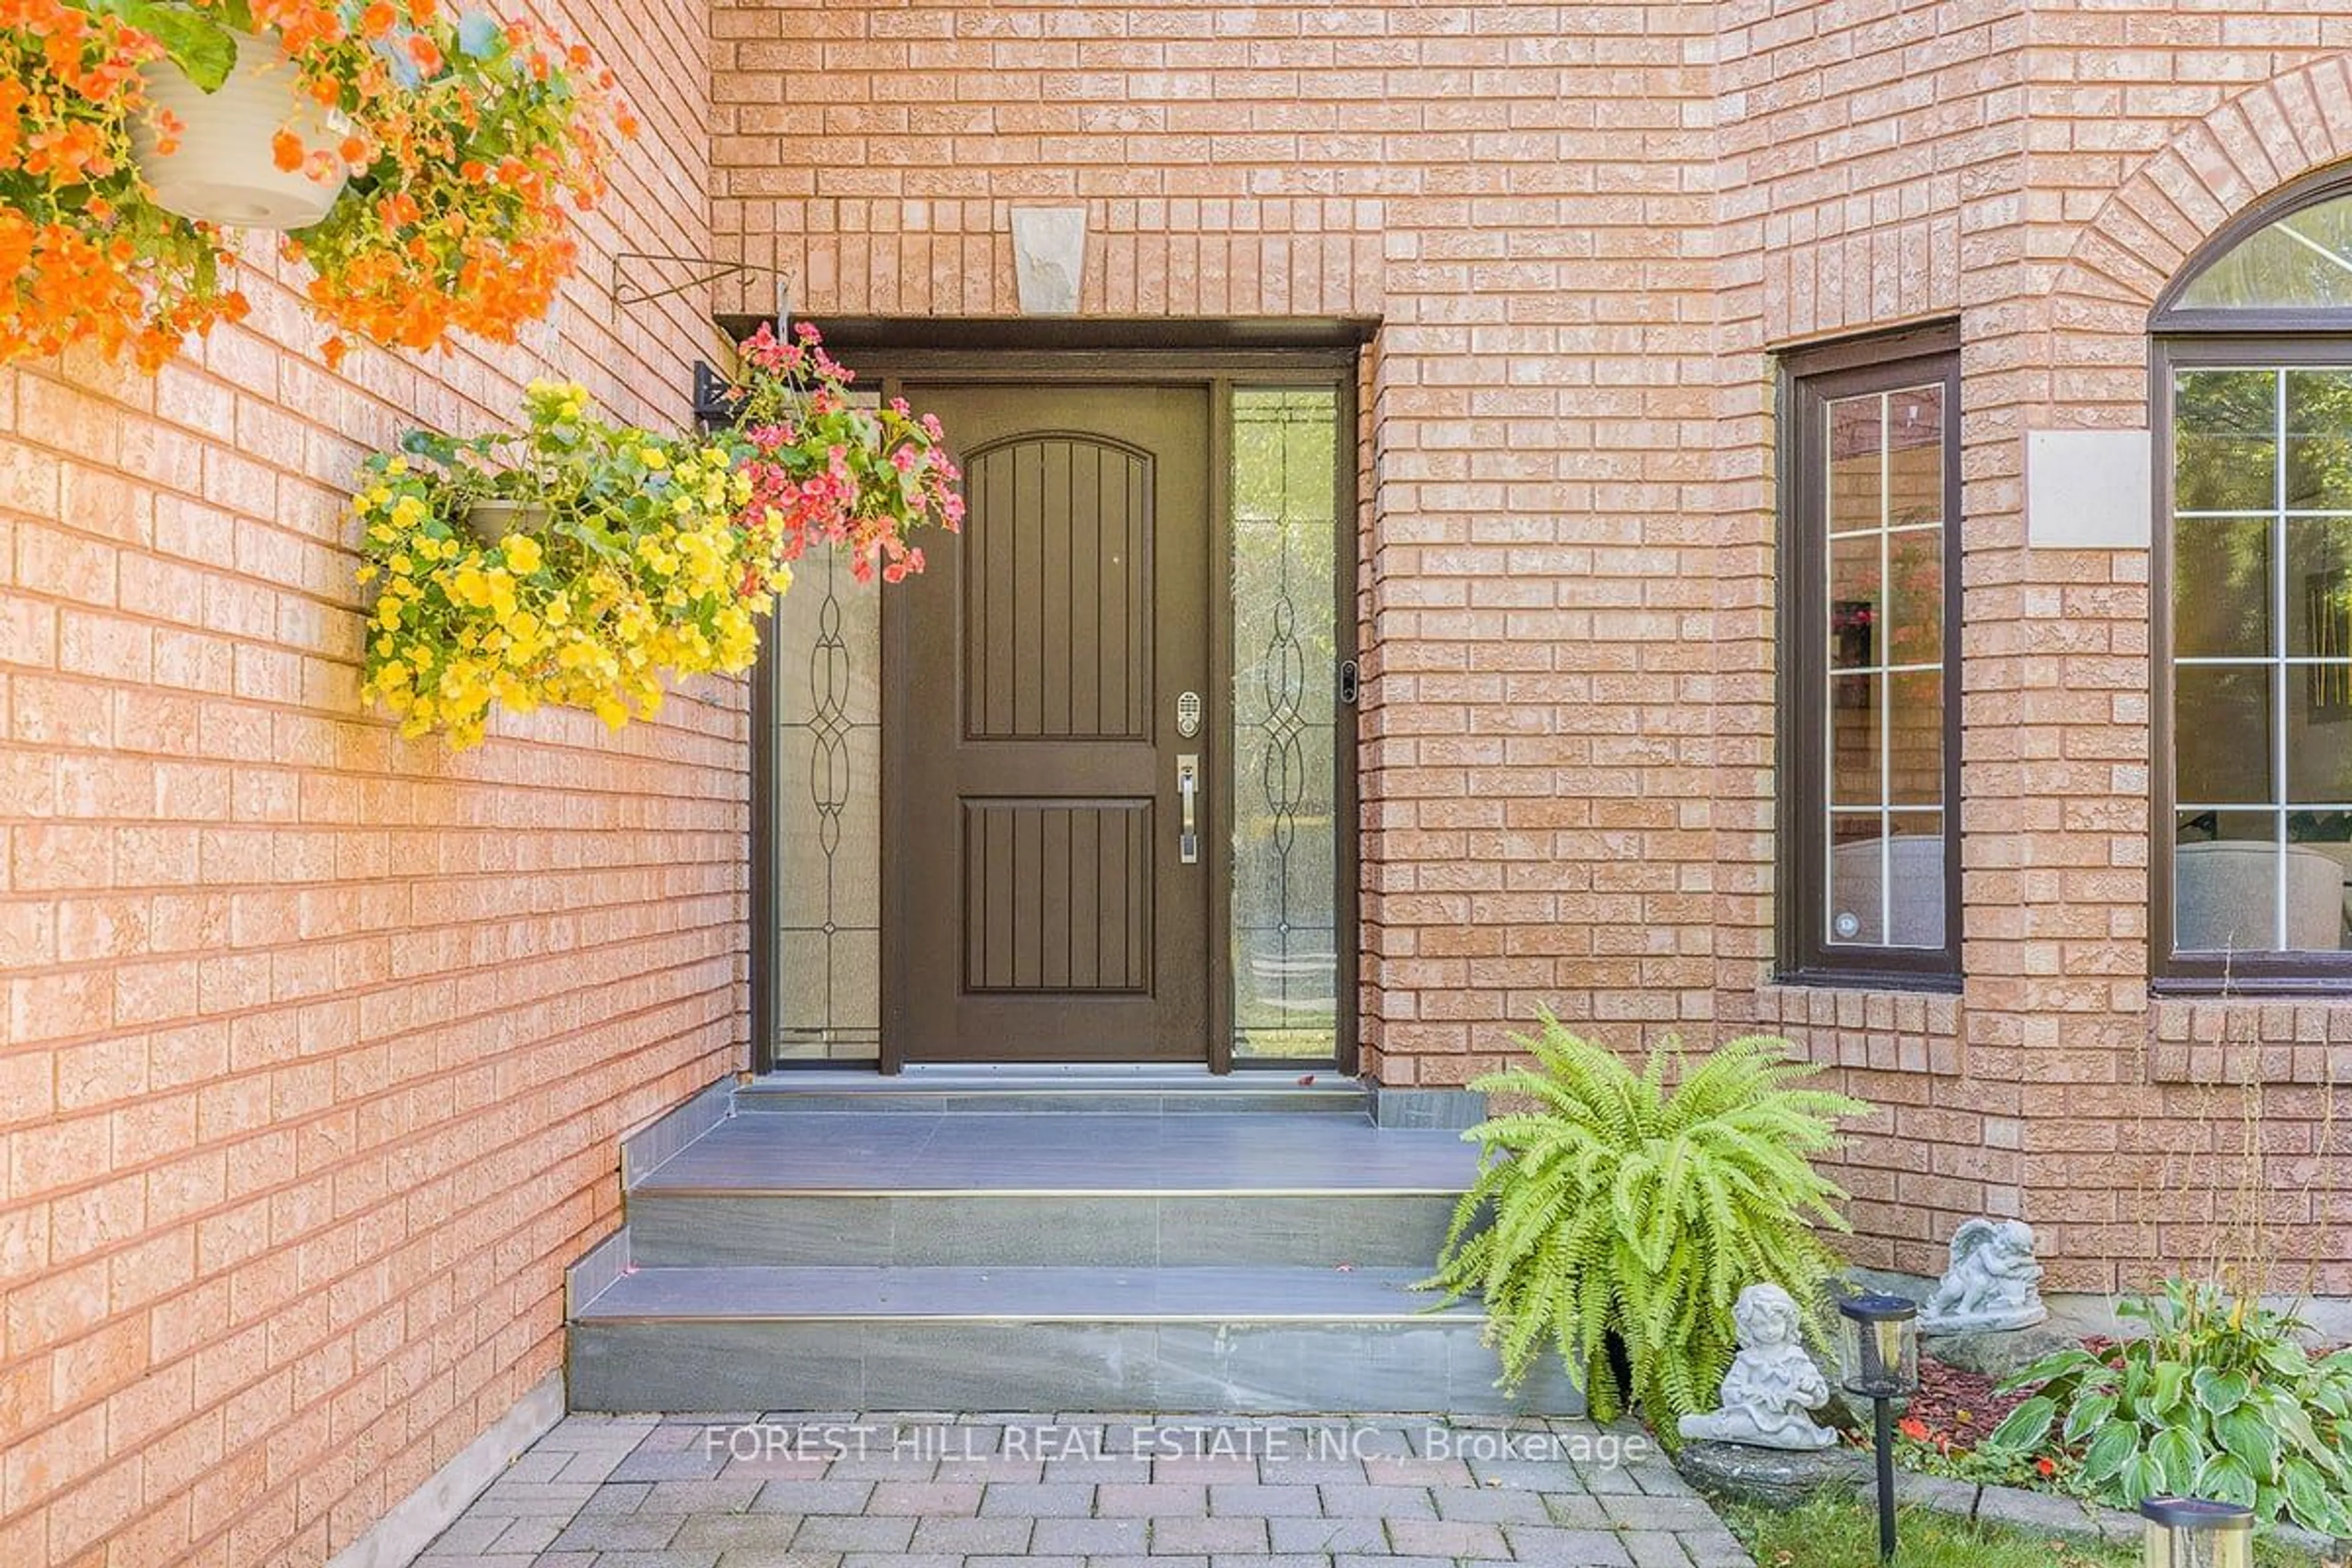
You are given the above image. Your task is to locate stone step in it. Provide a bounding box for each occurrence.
[627,1189,1464,1268]
[627,1111,1476,1268]
[567,1265,1580,1416]
[734,1068,1370,1118]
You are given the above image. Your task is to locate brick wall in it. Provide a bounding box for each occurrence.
[0,1,734,1562]
[707,0,2352,1294]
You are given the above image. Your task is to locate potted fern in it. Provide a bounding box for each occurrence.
[1423,1017,1868,1441]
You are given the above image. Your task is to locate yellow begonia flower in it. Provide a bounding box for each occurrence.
[503,535,544,574]
[391,496,428,528]
[640,447,669,471]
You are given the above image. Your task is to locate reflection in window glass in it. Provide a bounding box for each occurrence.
[1821,386,1947,951]
[2175,194,2352,312]
[1231,390,1341,1060]
[2171,366,2352,953]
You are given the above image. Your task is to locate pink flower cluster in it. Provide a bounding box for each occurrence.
[723,323,963,589]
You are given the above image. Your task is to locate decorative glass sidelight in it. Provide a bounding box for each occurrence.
[1230,388,1342,1060]
[769,541,883,1060]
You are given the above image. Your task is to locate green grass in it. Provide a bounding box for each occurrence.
[1725,1495,2125,1568]
[1722,1494,2326,1568]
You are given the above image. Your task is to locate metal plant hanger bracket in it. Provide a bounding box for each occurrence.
[609,251,797,428]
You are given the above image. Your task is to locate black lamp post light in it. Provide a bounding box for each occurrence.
[2138,1498,2253,1568]
[1836,1291,1919,1565]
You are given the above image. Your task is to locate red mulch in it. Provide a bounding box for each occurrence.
[1907,1353,2037,1452]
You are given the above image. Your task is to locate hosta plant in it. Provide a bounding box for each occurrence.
[1981,1279,2352,1537]
[1422,1018,1868,1437]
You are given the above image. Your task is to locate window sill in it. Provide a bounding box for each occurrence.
[1772,967,1962,996]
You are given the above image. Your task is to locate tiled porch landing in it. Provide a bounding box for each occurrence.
[568,1074,1581,1415]
[420,1411,1755,1568]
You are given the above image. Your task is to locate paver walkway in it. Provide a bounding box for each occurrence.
[419,1412,1754,1568]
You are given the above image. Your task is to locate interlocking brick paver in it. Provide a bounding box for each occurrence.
[1207,1483,1325,1518]
[1505,1523,1639,1566]
[789,1513,916,1552]
[979,1481,1098,1516]
[1318,1482,1438,1519]
[866,1480,985,1515]
[1148,1514,1271,1553]
[1385,1515,1510,1556]
[419,1415,1751,1568]
[1033,1516,1150,1554]
[1267,1514,1389,1554]
[1098,1482,1208,1517]
[908,1514,1035,1553]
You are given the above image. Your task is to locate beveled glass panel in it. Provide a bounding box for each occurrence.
[2174,810,2280,954]
[1827,394,1883,534]
[1830,675,1880,807]
[1885,528,1943,667]
[1883,810,1946,948]
[2285,369,2352,511]
[1827,815,1887,947]
[1885,670,1943,807]
[769,543,884,1061]
[2172,517,2270,658]
[2174,665,2274,805]
[2175,370,2278,513]
[1828,534,1881,669]
[1884,384,1944,527]
[1231,388,1341,1061]
[2175,194,2352,311]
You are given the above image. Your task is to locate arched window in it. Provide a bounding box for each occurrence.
[2155,168,2352,986]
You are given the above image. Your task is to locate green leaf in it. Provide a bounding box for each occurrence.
[2283,1458,2333,1532]
[2117,1450,2167,1510]
[2147,1425,2205,1496]
[2214,1405,2278,1481]
[2192,1366,2249,1416]
[2149,1362,2190,1415]
[2062,1391,2118,1446]
[1985,1395,2058,1455]
[2078,1422,2139,1485]
[119,2,237,91]
[2193,1451,2259,1507]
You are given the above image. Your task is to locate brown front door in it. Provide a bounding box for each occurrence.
[885,385,1213,1063]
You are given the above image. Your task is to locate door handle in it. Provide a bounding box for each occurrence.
[1176,753,1199,865]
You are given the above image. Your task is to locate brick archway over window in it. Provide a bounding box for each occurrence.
[2042,53,2352,424]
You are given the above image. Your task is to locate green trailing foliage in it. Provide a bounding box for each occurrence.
[1420,1017,1868,1438]
[1981,1280,2352,1538]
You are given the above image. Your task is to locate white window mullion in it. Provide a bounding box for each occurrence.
[2275,371,2288,949]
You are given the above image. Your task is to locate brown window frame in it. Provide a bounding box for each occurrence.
[2148,170,2352,993]
[1776,323,1964,990]
[2150,335,2352,992]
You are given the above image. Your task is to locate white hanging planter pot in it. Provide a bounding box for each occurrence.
[463,500,553,544]
[130,32,349,231]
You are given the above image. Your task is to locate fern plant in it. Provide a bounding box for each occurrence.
[1422,1017,1868,1438]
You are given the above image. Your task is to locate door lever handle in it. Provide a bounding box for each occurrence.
[1176,753,1199,865]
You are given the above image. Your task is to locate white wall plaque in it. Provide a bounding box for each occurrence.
[1010,206,1088,315]
[2026,428,2153,549]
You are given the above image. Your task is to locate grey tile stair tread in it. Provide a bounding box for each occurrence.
[575,1265,1480,1322]
[638,1113,1479,1194]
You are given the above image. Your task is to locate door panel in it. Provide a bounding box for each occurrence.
[887,385,1212,1062]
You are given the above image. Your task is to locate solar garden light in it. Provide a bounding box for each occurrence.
[2138,1498,2253,1568]
[1836,1291,1919,1565]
